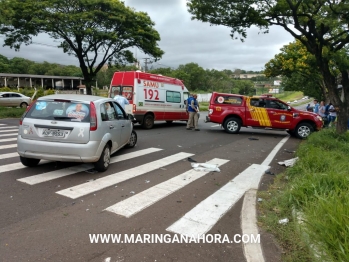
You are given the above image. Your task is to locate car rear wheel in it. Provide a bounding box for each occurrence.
[224,117,241,134]
[20,156,40,167]
[20,102,28,108]
[295,123,314,139]
[94,144,111,172]
[125,130,137,148]
[142,114,154,129]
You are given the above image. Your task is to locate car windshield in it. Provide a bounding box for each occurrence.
[26,100,91,122]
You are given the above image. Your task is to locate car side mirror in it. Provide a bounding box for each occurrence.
[128,114,135,121]
[287,106,291,111]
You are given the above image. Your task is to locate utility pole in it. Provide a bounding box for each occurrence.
[143,58,152,72]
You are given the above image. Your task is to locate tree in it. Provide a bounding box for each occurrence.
[187,0,349,133]
[0,0,164,95]
[264,40,325,100]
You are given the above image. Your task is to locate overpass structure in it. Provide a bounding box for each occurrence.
[0,73,83,89]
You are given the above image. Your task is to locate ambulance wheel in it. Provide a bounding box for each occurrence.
[142,114,154,129]
[295,122,313,139]
[224,117,241,134]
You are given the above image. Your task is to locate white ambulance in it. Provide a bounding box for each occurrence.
[109,71,190,129]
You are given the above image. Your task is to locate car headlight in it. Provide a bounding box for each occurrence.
[316,115,323,121]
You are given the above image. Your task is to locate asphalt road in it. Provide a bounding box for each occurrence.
[0,116,301,262]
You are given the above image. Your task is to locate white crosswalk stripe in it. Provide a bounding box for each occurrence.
[0,152,19,160]
[105,158,229,218]
[0,133,17,137]
[0,160,50,174]
[17,148,162,185]
[0,137,17,143]
[0,129,18,133]
[0,126,17,129]
[0,124,6,126]
[56,152,194,199]
[166,164,270,237]
[0,143,17,150]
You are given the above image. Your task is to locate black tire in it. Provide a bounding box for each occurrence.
[94,144,111,172]
[166,120,173,124]
[295,122,314,139]
[20,156,40,167]
[223,117,241,134]
[125,130,137,148]
[142,114,154,129]
[20,102,28,108]
[286,130,296,137]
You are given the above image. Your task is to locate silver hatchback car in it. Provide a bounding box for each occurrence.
[17,94,137,171]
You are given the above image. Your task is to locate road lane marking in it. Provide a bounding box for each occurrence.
[0,133,17,137]
[261,136,290,166]
[0,126,17,129]
[0,129,18,133]
[105,158,229,217]
[0,143,17,150]
[18,148,163,185]
[0,137,17,143]
[56,152,194,199]
[166,164,270,237]
[0,160,50,173]
[0,152,19,160]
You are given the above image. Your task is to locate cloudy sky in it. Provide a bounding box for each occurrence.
[0,0,294,72]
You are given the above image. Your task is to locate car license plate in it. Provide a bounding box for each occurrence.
[42,129,65,137]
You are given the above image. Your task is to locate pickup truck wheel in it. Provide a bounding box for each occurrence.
[20,156,40,167]
[286,130,296,137]
[142,114,154,129]
[295,123,313,139]
[125,130,137,148]
[224,117,241,134]
[94,144,111,172]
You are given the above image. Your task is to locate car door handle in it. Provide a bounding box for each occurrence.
[269,111,275,114]
[109,125,114,129]
[121,125,125,127]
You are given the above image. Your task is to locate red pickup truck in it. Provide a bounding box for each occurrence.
[205,92,323,139]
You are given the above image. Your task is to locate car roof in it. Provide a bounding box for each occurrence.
[37,94,108,102]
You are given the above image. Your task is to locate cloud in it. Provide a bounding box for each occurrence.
[0,0,294,72]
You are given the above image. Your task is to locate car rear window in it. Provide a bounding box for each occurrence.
[26,100,91,122]
[214,95,243,105]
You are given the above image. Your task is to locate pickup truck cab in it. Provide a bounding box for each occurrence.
[205,92,323,139]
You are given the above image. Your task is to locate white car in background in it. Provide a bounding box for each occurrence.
[0,92,32,108]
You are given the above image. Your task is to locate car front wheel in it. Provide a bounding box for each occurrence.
[20,156,40,167]
[20,102,28,108]
[94,144,111,172]
[295,123,314,139]
[223,117,241,134]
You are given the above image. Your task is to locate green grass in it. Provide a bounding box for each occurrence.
[274,91,304,102]
[258,128,349,262]
[0,107,26,119]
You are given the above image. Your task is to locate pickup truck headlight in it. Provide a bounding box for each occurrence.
[316,115,323,121]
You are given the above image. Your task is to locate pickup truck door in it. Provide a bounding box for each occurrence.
[265,100,293,129]
[245,98,272,127]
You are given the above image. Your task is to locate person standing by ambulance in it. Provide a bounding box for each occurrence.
[113,90,129,110]
[186,94,200,131]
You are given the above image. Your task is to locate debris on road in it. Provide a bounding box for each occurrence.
[278,157,299,167]
[265,170,275,175]
[191,163,220,172]
[248,137,259,140]
[257,198,263,202]
[284,149,295,153]
[145,180,150,183]
[187,157,197,163]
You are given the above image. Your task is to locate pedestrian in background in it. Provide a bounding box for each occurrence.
[114,90,129,109]
[328,103,337,127]
[186,94,200,131]
[313,99,319,114]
